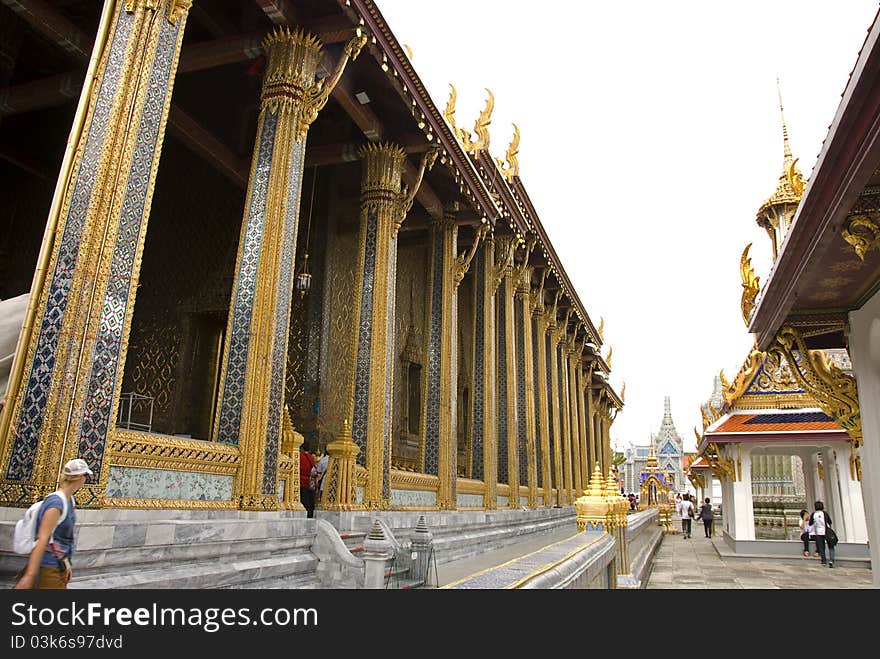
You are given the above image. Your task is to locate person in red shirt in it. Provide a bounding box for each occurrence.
[300,445,317,518]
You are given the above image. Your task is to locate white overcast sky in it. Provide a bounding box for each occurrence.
[377,0,880,452]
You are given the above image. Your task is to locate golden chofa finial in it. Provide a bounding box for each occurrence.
[444,84,457,128]
[621,382,626,403]
[470,88,494,153]
[740,243,760,327]
[497,123,520,182]
[604,346,613,370]
[597,317,604,342]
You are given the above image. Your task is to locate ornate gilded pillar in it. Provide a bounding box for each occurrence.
[576,358,589,494]
[346,144,437,509]
[422,208,482,509]
[1,0,193,506]
[472,236,497,509]
[567,339,583,494]
[555,313,574,504]
[422,211,458,508]
[546,295,563,506]
[585,374,595,478]
[532,277,552,506]
[515,265,538,508]
[495,237,519,506]
[213,28,365,510]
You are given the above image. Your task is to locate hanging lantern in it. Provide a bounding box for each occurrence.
[295,253,312,297]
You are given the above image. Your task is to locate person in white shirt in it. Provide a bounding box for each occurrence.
[798,509,813,557]
[676,493,694,539]
[810,501,835,567]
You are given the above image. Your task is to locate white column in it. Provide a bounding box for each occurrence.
[833,444,868,543]
[729,447,755,541]
[821,448,845,541]
[848,297,880,588]
[801,451,817,513]
[721,476,734,536]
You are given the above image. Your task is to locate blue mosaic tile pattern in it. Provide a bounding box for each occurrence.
[424,231,444,475]
[216,110,279,445]
[351,208,378,466]
[382,237,397,500]
[546,333,555,489]
[261,138,305,494]
[105,466,232,500]
[496,279,508,485]
[6,9,133,481]
[77,17,182,477]
[470,246,485,482]
[532,318,542,488]
[515,300,527,487]
[391,488,436,507]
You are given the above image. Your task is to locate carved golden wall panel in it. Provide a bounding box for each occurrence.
[324,224,359,437]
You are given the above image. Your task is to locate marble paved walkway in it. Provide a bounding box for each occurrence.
[645,533,873,589]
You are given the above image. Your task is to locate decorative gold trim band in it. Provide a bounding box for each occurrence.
[102,497,238,510]
[108,429,241,476]
[391,469,440,491]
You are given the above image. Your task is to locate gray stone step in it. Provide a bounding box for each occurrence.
[68,551,319,589]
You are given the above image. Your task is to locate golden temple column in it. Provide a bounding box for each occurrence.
[1,0,193,506]
[213,28,366,510]
[585,375,595,477]
[422,210,458,509]
[495,236,519,507]
[546,295,564,506]
[422,208,483,510]
[532,279,552,506]
[515,266,538,508]
[555,314,574,504]
[567,340,583,494]
[345,144,436,509]
[576,360,589,494]
[472,236,498,509]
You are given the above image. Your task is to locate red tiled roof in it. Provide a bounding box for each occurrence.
[714,413,841,433]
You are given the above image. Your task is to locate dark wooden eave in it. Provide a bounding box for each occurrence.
[341,0,500,224]
[750,8,880,350]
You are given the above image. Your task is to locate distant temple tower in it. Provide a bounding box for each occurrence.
[653,397,685,491]
[621,396,685,494]
[756,81,807,259]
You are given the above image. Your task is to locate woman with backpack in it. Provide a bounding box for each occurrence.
[810,501,837,567]
[14,458,92,589]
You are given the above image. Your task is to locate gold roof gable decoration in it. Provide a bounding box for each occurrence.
[497,123,520,183]
[740,243,760,326]
[443,85,494,154]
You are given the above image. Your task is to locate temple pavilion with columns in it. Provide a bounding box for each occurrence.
[696,81,870,561]
[0,0,622,532]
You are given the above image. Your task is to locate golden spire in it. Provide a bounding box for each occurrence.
[777,78,792,161]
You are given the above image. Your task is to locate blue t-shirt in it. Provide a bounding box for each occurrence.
[34,493,75,568]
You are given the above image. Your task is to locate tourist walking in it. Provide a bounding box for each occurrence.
[677,493,694,538]
[699,497,714,537]
[14,458,92,589]
[300,445,317,518]
[810,501,835,567]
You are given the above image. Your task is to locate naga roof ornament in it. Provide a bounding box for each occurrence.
[443,85,494,154]
[740,243,760,326]
[497,123,520,182]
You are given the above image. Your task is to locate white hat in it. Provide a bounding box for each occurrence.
[62,458,93,477]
